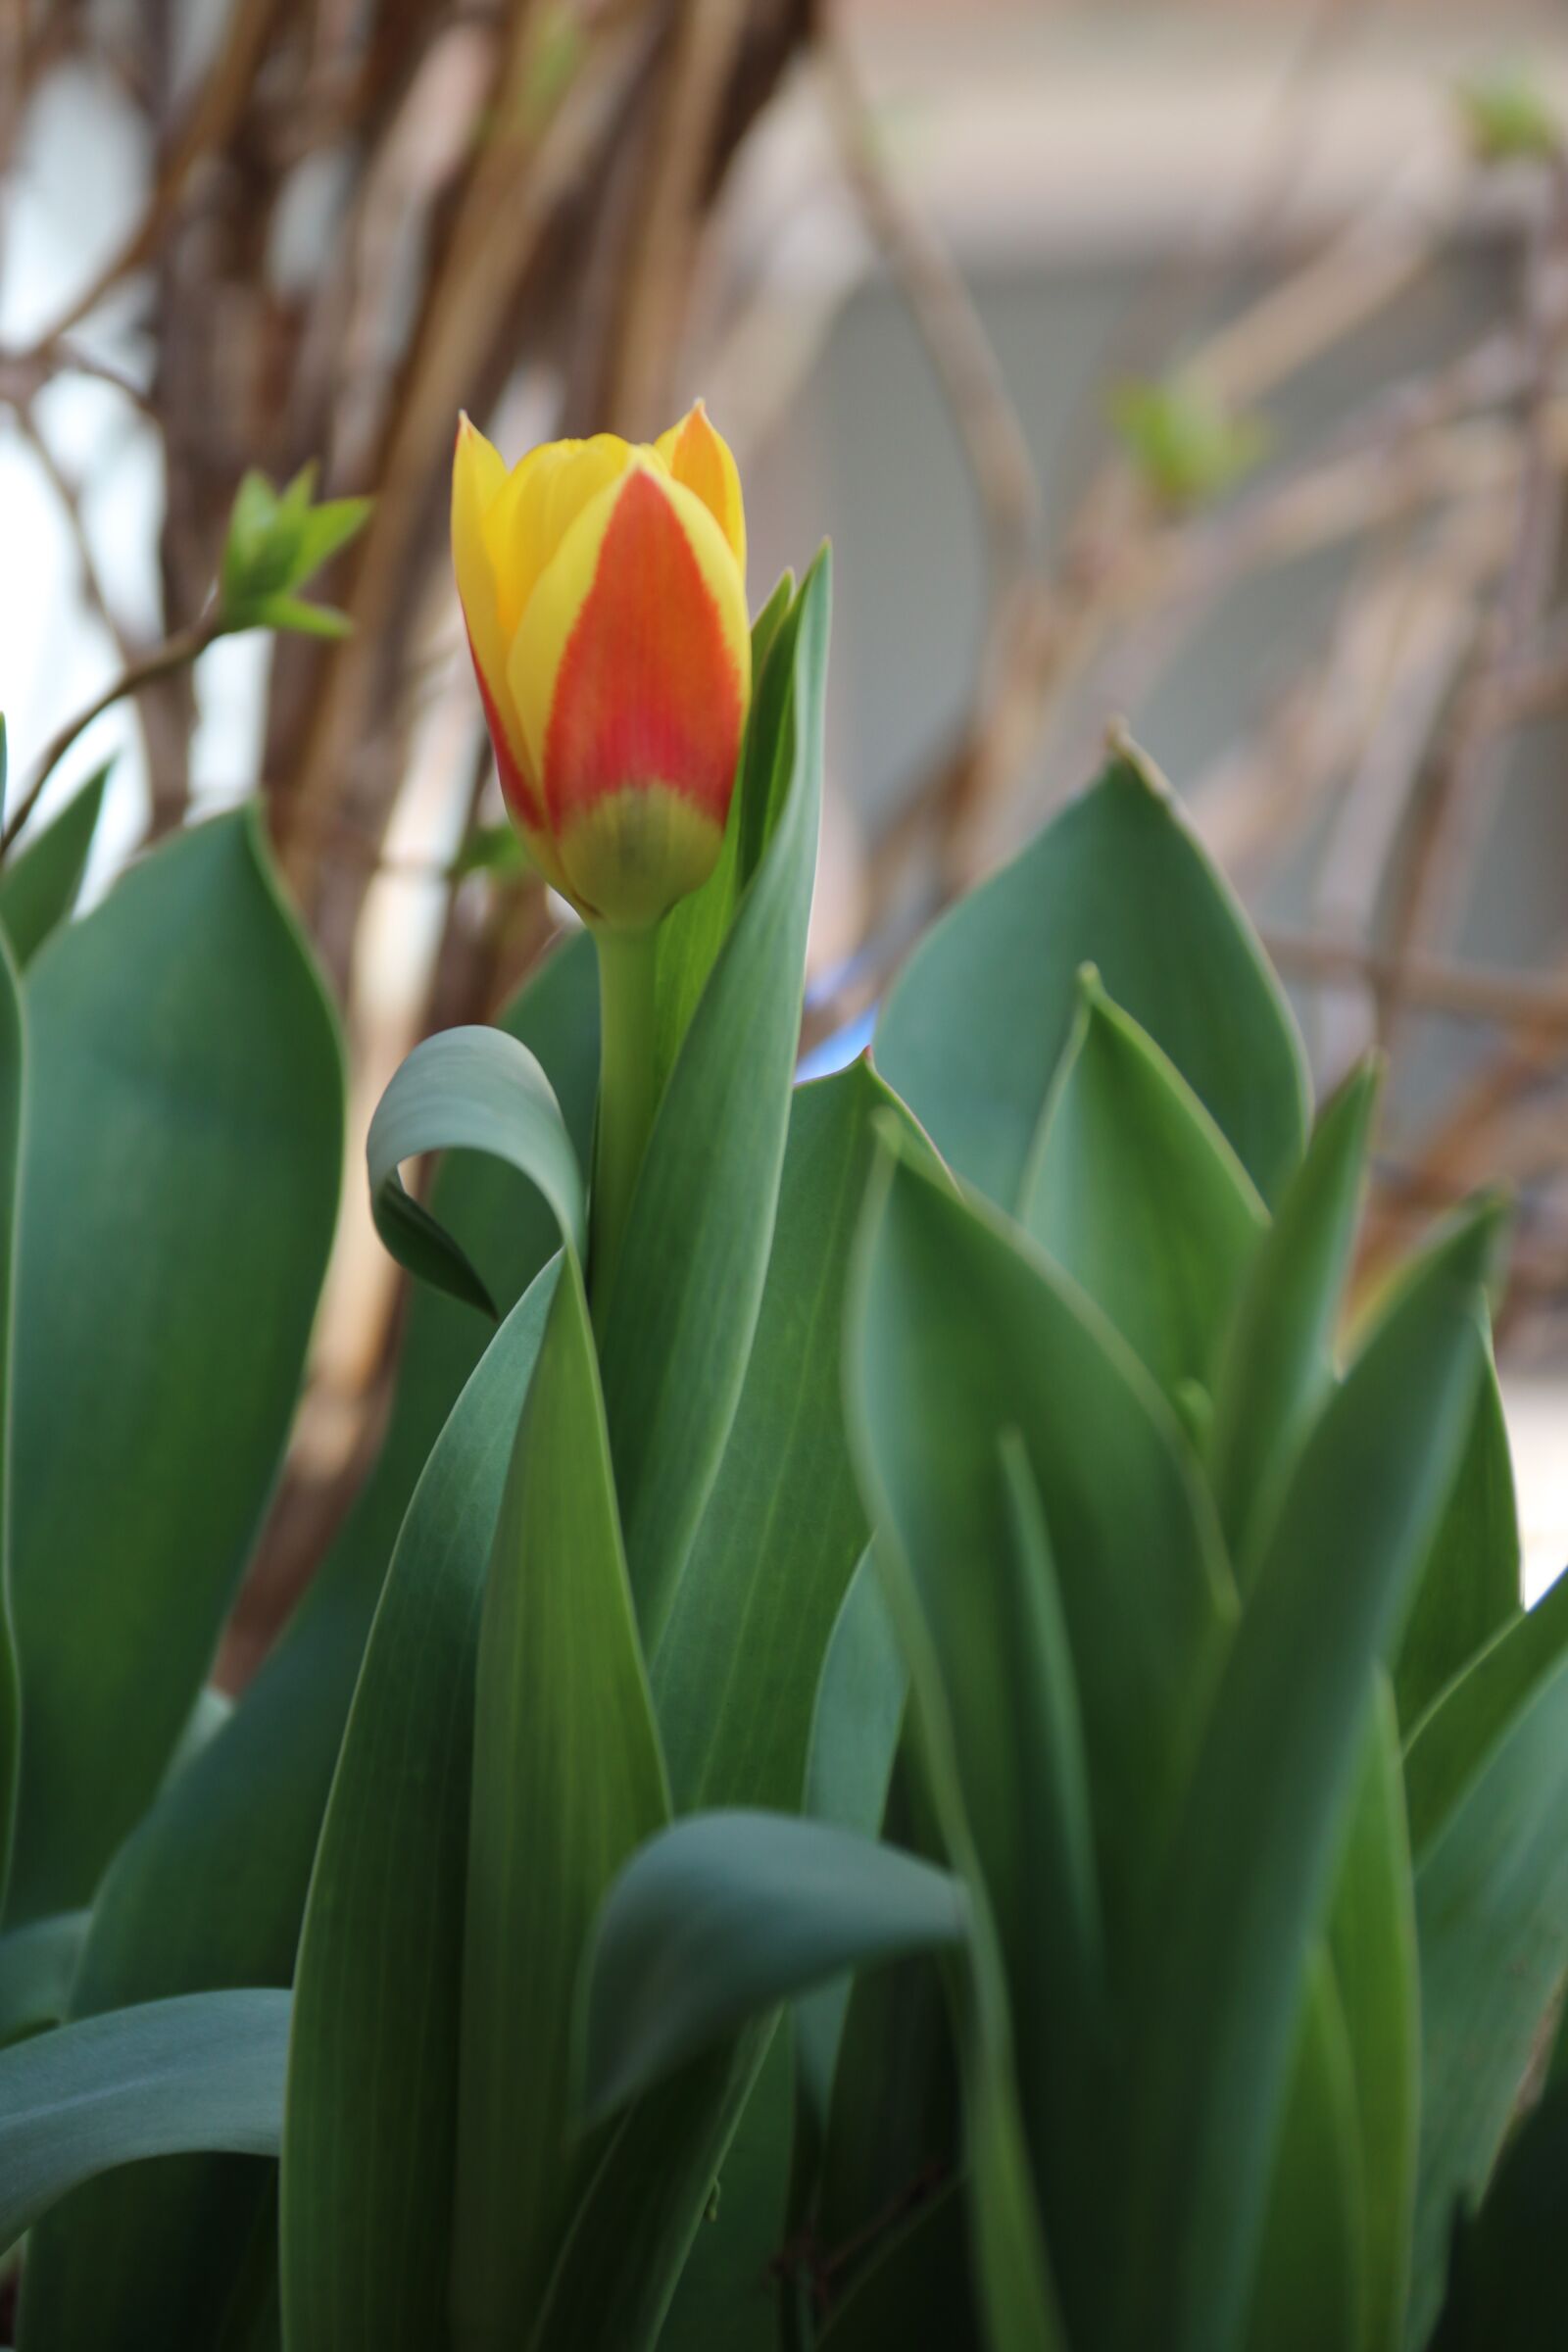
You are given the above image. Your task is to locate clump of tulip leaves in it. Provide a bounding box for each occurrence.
[0,548,1566,2352]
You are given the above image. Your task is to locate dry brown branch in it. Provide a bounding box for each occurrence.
[17,0,287,356]
[598,0,753,437]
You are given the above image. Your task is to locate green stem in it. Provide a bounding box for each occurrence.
[589,924,661,1329]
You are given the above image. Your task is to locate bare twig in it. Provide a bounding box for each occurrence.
[1,621,217,855]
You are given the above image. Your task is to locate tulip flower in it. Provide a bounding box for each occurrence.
[452,401,753,1311]
[451,403,751,935]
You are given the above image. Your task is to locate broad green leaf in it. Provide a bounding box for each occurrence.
[20,933,598,2352]
[0,935,19,1917]
[1242,1950,1365,2352]
[1407,1641,1568,2345]
[452,1251,669,2345]
[817,2186,977,2349]
[847,1131,1230,1978]
[1396,1346,1520,1726]
[1020,968,1265,1402]
[1328,1683,1420,2352]
[660,2016,794,2351]
[888,1630,1065,2352]
[0,1989,288,2255]
[532,2021,776,2352]
[0,1909,88,2049]
[367,1023,585,1311]
[0,762,108,968]
[600,554,828,1652]
[1402,1567,1568,1857]
[1119,1202,1499,2352]
[874,736,1308,1213]
[7,808,342,1923]
[814,1759,958,2267]
[280,1270,559,2350]
[581,1813,967,2125]
[798,1549,907,2131]
[655,1061,906,1811]
[653,571,796,1090]
[1207,1058,1379,1576]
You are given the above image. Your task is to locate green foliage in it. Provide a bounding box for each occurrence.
[1109,375,1270,509]
[280,1274,562,2348]
[1454,69,1561,166]
[2,538,1561,2352]
[6,810,342,1923]
[0,763,109,969]
[0,1989,289,2252]
[218,464,371,639]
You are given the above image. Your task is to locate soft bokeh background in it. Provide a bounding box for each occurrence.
[3,0,1566,1644]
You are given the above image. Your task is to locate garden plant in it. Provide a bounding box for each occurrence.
[0,409,1564,2352]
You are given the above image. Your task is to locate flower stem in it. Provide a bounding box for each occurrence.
[589,924,661,1330]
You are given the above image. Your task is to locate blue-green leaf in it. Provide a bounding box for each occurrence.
[655,1059,906,1811]
[280,1270,560,2350]
[7,808,342,1923]
[367,1023,585,1311]
[0,1909,88,2049]
[1208,1060,1380,1579]
[1,1990,288,2255]
[20,933,598,2352]
[875,736,1308,1214]
[0,762,109,968]
[599,555,828,1653]
[1407,1620,1568,2342]
[452,1251,669,2343]
[1120,1203,1499,2352]
[1020,968,1265,1403]
[581,1814,968,2126]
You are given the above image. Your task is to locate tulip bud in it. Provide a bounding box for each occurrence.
[451,404,751,933]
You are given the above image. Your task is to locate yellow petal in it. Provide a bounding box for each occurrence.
[655,401,746,578]
[485,433,638,638]
[451,414,511,706]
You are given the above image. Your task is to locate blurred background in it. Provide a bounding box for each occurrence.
[3,0,1566,1651]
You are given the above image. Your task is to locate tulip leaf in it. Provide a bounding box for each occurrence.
[797,1550,907,2130]
[1,1989,289,2257]
[452,1250,669,2343]
[1401,1566,1568,1858]
[280,1268,560,2351]
[659,2016,795,2351]
[1242,1949,1364,2352]
[1119,1201,1499,2352]
[532,2020,778,2352]
[0,1908,89,2049]
[655,1060,906,1811]
[6,808,342,1925]
[20,933,599,2352]
[654,569,797,1090]
[848,1128,1230,1986]
[1019,968,1266,1403]
[1208,1059,1380,1578]
[367,1022,586,1310]
[0,760,109,968]
[1395,1344,1520,1727]
[1326,1684,1420,2352]
[581,1812,969,2126]
[600,553,829,1652]
[875,734,1308,1215]
[1407,1638,1568,2346]
[0,934,20,1919]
